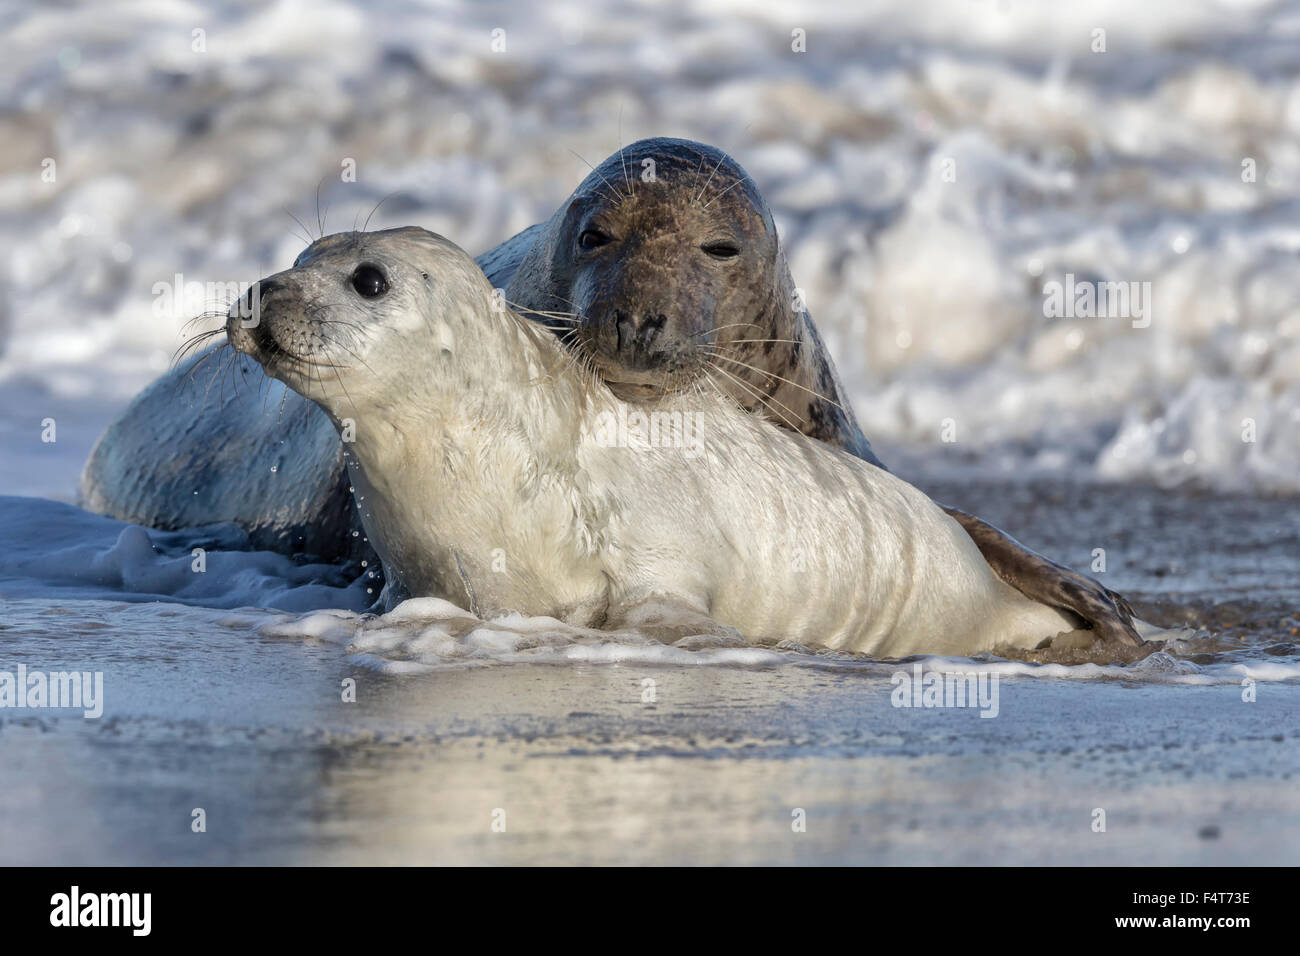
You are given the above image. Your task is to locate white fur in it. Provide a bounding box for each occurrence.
[247,228,1076,657]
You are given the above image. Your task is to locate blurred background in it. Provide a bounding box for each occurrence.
[1,0,1298,497]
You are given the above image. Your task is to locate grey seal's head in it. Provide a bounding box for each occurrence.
[508,137,794,403]
[225,226,505,416]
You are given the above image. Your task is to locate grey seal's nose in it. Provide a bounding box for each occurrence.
[613,310,668,367]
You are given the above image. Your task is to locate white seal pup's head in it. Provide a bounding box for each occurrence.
[224,226,613,619]
[225,226,534,419]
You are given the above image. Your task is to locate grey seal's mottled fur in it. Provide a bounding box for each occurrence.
[504,138,882,465]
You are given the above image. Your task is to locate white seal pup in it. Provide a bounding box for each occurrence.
[225,226,1088,657]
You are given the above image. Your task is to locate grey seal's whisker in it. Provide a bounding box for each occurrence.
[617,108,634,200]
[709,350,846,416]
[566,148,627,206]
[701,176,749,210]
[693,149,731,204]
[688,322,763,340]
[705,364,802,433]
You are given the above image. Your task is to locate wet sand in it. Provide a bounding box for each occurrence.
[1,479,1296,866]
[1,636,1296,866]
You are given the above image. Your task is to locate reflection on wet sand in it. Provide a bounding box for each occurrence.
[2,656,1298,865]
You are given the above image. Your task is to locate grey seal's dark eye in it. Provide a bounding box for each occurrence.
[351,263,389,298]
[578,229,612,250]
[701,241,741,260]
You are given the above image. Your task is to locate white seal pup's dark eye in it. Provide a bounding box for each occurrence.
[578,229,612,250]
[351,263,389,298]
[701,240,741,259]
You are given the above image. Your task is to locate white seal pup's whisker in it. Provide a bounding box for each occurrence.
[272,373,292,423]
[214,345,243,406]
[178,309,231,335]
[503,298,581,325]
[283,207,315,248]
[536,290,586,314]
[315,178,329,239]
[362,191,401,233]
[171,327,225,367]
[169,339,229,400]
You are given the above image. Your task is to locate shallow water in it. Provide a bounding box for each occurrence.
[3,640,1297,866]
